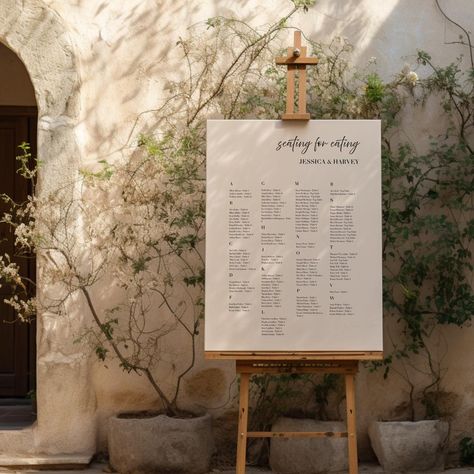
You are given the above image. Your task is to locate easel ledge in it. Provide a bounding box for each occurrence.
[205,351,383,361]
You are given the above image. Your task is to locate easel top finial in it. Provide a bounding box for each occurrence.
[276,30,318,121]
[275,30,318,66]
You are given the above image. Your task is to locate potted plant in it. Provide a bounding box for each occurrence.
[368,45,474,471]
[2,123,215,474]
[294,20,472,469]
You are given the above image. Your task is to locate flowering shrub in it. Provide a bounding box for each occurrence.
[0,2,313,416]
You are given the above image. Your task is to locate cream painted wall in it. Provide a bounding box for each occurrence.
[42,0,474,163]
[0,0,472,463]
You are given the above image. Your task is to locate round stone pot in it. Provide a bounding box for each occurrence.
[368,420,449,472]
[108,413,214,474]
[269,417,348,474]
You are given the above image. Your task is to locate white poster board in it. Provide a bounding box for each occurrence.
[205,120,382,353]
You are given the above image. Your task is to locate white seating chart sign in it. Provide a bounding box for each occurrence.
[205,120,382,353]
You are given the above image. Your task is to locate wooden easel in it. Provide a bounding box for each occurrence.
[237,358,358,474]
[205,30,383,474]
[206,352,382,474]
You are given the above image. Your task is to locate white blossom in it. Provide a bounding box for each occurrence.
[406,71,418,86]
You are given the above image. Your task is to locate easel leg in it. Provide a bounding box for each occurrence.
[236,372,250,474]
[345,373,358,474]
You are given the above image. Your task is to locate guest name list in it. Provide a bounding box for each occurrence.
[205,120,383,352]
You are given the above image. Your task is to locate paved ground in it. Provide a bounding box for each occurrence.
[1,464,474,473]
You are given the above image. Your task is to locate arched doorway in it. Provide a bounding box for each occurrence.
[0,1,95,462]
[0,42,37,426]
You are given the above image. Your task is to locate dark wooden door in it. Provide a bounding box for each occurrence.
[0,107,36,397]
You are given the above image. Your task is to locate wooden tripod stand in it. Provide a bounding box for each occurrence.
[235,359,359,474]
[205,28,383,474]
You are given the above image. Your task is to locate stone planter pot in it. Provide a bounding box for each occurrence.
[269,417,348,474]
[368,420,449,472]
[108,413,214,474]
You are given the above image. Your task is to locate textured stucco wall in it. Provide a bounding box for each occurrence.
[0,0,472,462]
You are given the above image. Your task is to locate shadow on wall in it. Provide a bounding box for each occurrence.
[72,0,278,161]
[69,0,474,162]
[303,0,473,74]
